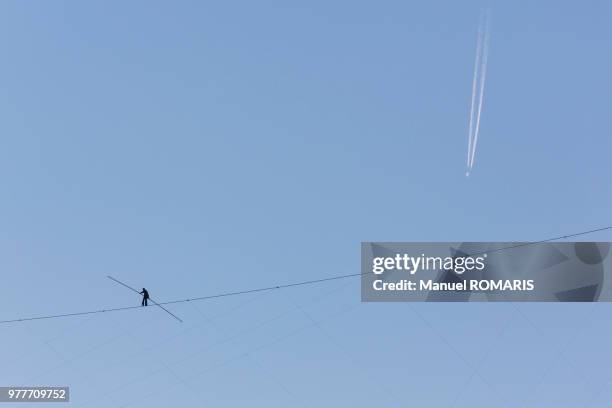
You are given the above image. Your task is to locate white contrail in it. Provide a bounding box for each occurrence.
[469,11,490,169]
[466,10,490,175]
[466,24,483,170]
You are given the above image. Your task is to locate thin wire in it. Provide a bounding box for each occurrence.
[1,226,610,325]
[467,225,612,256]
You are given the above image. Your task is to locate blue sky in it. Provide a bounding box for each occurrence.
[1,1,611,407]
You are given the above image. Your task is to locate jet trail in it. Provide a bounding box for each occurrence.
[466,10,490,176]
[466,21,483,170]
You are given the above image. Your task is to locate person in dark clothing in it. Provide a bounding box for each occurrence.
[140,288,149,306]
